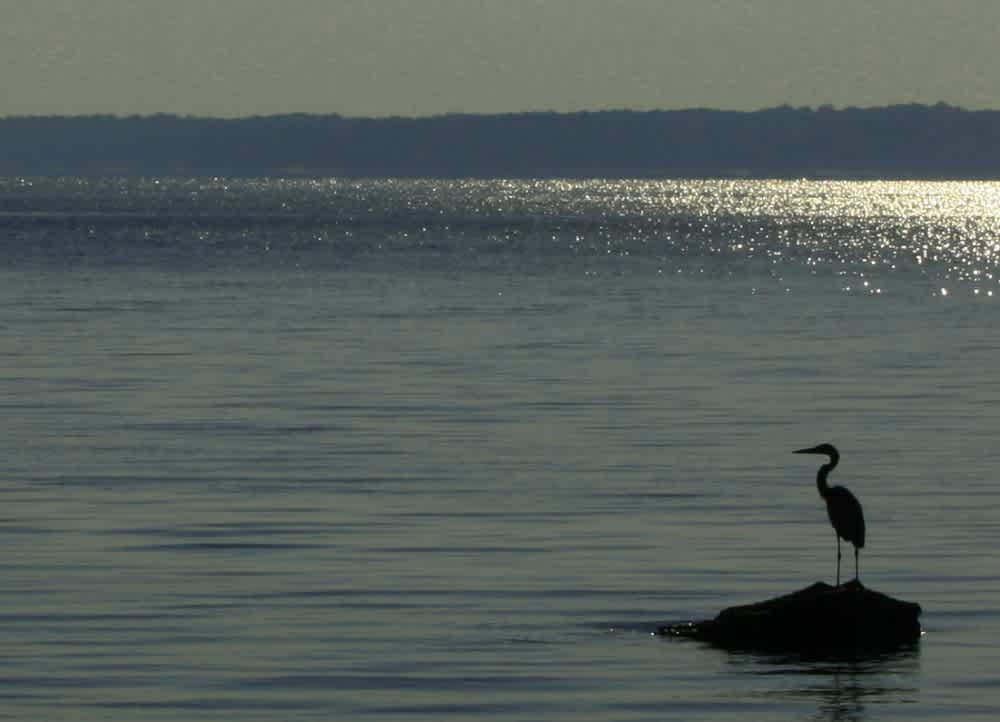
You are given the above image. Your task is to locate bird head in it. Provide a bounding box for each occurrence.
[794,443,839,460]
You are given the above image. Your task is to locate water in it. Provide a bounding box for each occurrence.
[1,177,999,720]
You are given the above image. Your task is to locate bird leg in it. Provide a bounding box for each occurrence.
[854,547,859,582]
[836,535,841,587]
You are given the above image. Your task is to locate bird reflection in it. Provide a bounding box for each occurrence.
[730,645,920,722]
[795,444,865,586]
[812,669,866,722]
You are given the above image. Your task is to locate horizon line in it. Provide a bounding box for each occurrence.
[0,101,989,123]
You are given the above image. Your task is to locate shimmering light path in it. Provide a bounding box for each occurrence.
[3,178,1000,297]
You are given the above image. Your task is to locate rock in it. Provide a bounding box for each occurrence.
[658,580,921,652]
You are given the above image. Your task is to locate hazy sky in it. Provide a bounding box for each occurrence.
[2,0,997,118]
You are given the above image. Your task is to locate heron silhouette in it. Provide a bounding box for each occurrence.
[794,443,865,587]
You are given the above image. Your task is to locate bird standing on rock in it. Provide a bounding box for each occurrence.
[795,443,865,587]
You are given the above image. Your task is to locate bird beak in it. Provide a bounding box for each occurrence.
[794,446,820,455]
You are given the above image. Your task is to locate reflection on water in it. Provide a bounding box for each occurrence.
[3,177,1000,297]
[733,644,921,722]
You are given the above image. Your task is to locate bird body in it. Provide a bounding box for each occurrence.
[823,485,865,551]
[795,443,866,586]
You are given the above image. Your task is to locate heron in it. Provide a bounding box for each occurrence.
[794,443,865,587]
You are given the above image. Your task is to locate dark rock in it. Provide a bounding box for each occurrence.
[658,580,921,652]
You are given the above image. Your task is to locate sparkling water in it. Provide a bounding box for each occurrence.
[1,178,998,720]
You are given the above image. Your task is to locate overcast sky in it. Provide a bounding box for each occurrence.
[1,0,996,118]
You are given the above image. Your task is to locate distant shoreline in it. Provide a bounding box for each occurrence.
[3,104,1000,179]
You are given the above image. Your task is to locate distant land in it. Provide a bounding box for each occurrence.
[3,104,1000,178]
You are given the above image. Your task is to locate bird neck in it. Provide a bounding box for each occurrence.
[816,455,838,497]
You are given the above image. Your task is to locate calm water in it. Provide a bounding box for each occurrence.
[1,178,999,720]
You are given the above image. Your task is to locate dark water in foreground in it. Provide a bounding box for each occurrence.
[1,178,999,720]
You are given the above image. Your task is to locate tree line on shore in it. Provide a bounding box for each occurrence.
[2,103,998,177]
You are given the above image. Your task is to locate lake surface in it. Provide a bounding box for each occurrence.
[1,178,999,720]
